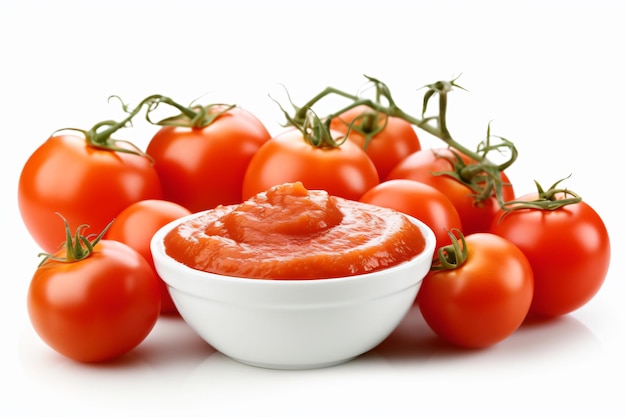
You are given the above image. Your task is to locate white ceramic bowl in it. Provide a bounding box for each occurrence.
[151,213,436,370]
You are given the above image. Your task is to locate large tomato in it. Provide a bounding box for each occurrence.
[387,147,515,235]
[18,134,163,253]
[105,199,191,315]
[359,179,462,249]
[242,127,379,201]
[329,105,421,180]
[146,105,271,212]
[27,221,161,363]
[489,191,610,317]
[417,231,534,348]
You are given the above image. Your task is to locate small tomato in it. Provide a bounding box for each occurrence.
[489,183,610,317]
[27,218,161,362]
[146,104,271,212]
[359,179,462,248]
[417,231,534,348]
[19,134,162,253]
[330,105,421,180]
[388,148,515,235]
[106,199,192,315]
[242,127,379,201]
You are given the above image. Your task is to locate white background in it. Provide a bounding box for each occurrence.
[2,1,625,416]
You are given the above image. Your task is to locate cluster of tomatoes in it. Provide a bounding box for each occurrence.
[18,76,611,362]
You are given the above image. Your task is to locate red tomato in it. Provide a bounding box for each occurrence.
[27,239,161,363]
[417,232,534,348]
[146,105,271,212]
[18,135,163,253]
[105,199,192,315]
[489,193,610,317]
[387,148,515,235]
[242,128,380,201]
[329,105,421,180]
[359,179,462,249]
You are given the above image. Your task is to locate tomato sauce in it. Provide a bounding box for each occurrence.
[164,182,426,279]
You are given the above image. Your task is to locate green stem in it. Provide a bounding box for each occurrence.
[501,177,582,213]
[431,229,468,271]
[291,80,485,163]
[278,75,522,207]
[145,94,200,121]
[53,96,152,161]
[141,94,236,128]
[38,214,113,267]
[88,96,145,145]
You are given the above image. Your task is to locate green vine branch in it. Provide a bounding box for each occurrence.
[52,95,152,161]
[278,74,519,207]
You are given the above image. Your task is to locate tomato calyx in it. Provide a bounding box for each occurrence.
[431,229,468,271]
[500,176,582,214]
[431,125,517,205]
[334,109,390,151]
[299,109,349,148]
[271,92,347,148]
[140,94,236,129]
[37,214,113,267]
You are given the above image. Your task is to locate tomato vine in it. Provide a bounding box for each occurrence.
[54,96,152,161]
[139,94,237,128]
[277,75,520,208]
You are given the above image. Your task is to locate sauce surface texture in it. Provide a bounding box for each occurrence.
[164,182,426,279]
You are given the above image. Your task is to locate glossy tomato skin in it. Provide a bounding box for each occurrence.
[242,128,380,201]
[105,199,191,315]
[329,105,421,180]
[489,194,610,317]
[27,240,161,362]
[417,233,534,348]
[146,106,271,212]
[359,179,462,249]
[18,135,163,253]
[387,148,515,235]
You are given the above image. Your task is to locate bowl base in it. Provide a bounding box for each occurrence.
[230,355,357,370]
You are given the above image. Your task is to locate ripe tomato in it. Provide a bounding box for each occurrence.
[387,147,515,235]
[18,134,163,253]
[242,127,380,201]
[489,192,610,317]
[359,179,462,249]
[105,199,191,315]
[27,236,161,363]
[329,105,421,180]
[146,105,271,212]
[417,232,534,348]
